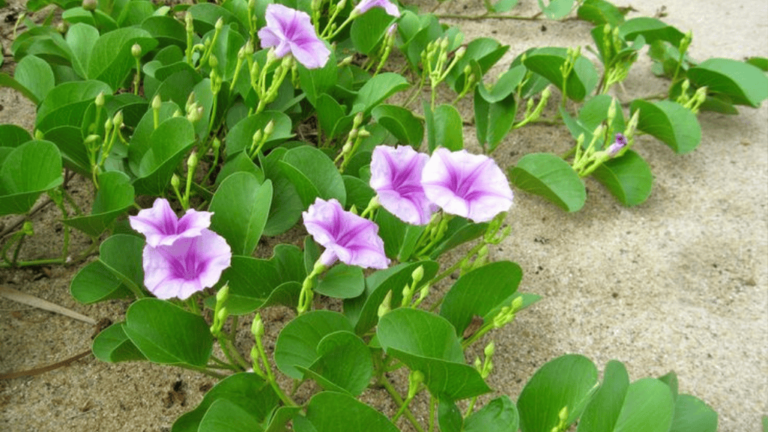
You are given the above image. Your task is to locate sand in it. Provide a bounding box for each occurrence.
[1,0,766,430]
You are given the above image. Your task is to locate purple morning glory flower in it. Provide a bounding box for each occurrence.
[370,145,437,225]
[421,148,513,223]
[143,229,232,300]
[607,133,628,157]
[258,4,331,69]
[303,198,389,269]
[354,0,401,17]
[129,198,213,248]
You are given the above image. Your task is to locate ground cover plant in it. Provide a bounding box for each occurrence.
[1,0,767,430]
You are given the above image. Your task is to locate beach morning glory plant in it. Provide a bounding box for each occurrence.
[129,198,212,247]
[370,145,437,225]
[258,4,331,69]
[354,0,401,17]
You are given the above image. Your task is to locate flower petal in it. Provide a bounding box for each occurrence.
[129,198,178,247]
[370,145,436,225]
[291,39,331,69]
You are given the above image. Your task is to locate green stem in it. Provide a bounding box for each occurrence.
[11,235,26,266]
[257,332,297,406]
[435,12,554,20]
[428,395,436,432]
[0,258,65,268]
[465,396,478,417]
[62,190,84,216]
[380,379,426,432]
[177,363,227,379]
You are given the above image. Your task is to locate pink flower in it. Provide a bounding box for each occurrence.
[421,148,513,223]
[607,133,628,157]
[354,0,401,17]
[142,229,232,300]
[129,198,212,248]
[258,4,331,69]
[370,145,437,225]
[303,198,389,269]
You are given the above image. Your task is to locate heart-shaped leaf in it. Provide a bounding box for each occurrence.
[260,148,304,236]
[87,28,158,90]
[36,80,112,133]
[279,145,346,207]
[298,47,337,107]
[0,125,32,149]
[0,140,63,216]
[315,264,365,299]
[71,260,134,305]
[446,38,509,91]
[274,310,355,379]
[474,88,517,152]
[14,55,55,103]
[619,18,684,45]
[609,378,675,432]
[591,150,653,207]
[133,117,196,196]
[123,298,213,366]
[509,153,586,212]
[669,394,717,432]
[372,104,424,147]
[198,399,263,432]
[426,103,464,152]
[304,392,398,432]
[98,234,145,296]
[65,172,135,236]
[687,58,768,108]
[378,308,491,400]
[518,354,599,432]
[210,173,273,256]
[215,255,281,315]
[299,331,373,396]
[92,322,147,363]
[351,73,409,115]
[630,100,701,154]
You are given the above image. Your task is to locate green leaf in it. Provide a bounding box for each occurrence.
[438,400,464,432]
[426,103,464,152]
[372,105,424,147]
[577,0,624,26]
[36,80,112,133]
[265,407,303,432]
[0,73,40,105]
[299,331,373,396]
[610,378,674,432]
[304,392,398,432]
[440,261,522,336]
[378,308,491,400]
[591,150,653,207]
[658,371,679,398]
[65,23,99,78]
[688,58,768,108]
[98,234,145,295]
[198,399,263,432]
[578,360,630,432]
[429,218,488,259]
[0,125,32,149]
[172,373,278,432]
[14,55,55,103]
[509,153,586,212]
[746,56,768,72]
[260,148,304,236]
[344,261,439,335]
[64,172,135,236]
[92,323,147,363]
[279,145,346,207]
[518,354,599,432]
[87,28,158,90]
[537,0,575,19]
[351,73,409,115]
[474,88,516,152]
[0,140,63,216]
[128,100,180,174]
[216,151,264,186]
[298,48,337,107]
[619,18,685,45]
[71,260,133,304]
[216,256,281,315]
[350,8,397,55]
[123,298,213,366]
[446,38,509,91]
[669,394,717,432]
[315,264,365,299]
[226,111,293,156]
[630,100,701,154]
[478,66,526,103]
[210,173,272,256]
[343,175,375,211]
[490,0,519,13]
[133,117,196,196]
[465,396,519,432]
[274,311,355,379]
[141,16,187,49]
[523,47,598,102]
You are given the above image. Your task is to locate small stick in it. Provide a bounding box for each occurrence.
[0,351,91,380]
[0,285,97,325]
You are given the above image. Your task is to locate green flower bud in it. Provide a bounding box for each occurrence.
[455,46,466,59]
[84,134,101,146]
[252,130,263,146]
[264,120,275,137]
[217,306,228,322]
[212,137,221,150]
[173,109,183,118]
[251,313,264,337]
[484,341,495,358]
[411,266,424,285]
[104,118,113,133]
[511,296,524,311]
[82,0,97,11]
[244,40,254,55]
[185,12,194,31]
[377,290,392,318]
[187,151,198,169]
[216,284,229,303]
[34,130,45,140]
[559,406,569,422]
[171,174,181,189]
[131,43,142,58]
[22,221,34,236]
[473,356,482,370]
[56,22,68,34]
[215,17,224,31]
[112,111,123,128]
[95,91,105,107]
[152,95,162,110]
[209,54,219,69]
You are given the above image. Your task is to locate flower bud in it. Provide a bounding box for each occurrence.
[56,22,68,34]
[411,266,424,285]
[484,341,495,358]
[84,134,100,146]
[185,12,194,31]
[559,406,569,422]
[82,0,97,11]
[187,151,198,169]
[455,46,466,60]
[264,120,275,137]
[511,296,524,311]
[377,290,392,318]
[171,174,181,189]
[152,95,162,110]
[212,137,221,150]
[463,65,472,76]
[95,91,105,108]
[131,43,142,58]
[440,37,449,51]
[252,130,263,146]
[112,111,123,128]
[209,54,219,69]
[244,40,254,55]
[104,118,113,133]
[217,307,228,323]
[473,356,482,370]
[251,313,264,338]
[173,109,183,118]
[215,17,224,31]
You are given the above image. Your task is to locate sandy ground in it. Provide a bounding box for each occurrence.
[1,0,766,431]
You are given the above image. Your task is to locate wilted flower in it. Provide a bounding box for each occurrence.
[258,4,330,69]
[370,145,437,225]
[607,133,628,157]
[142,230,232,300]
[354,0,401,17]
[129,198,212,248]
[421,148,513,223]
[303,198,389,269]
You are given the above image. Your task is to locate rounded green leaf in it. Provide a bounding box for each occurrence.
[123,298,213,366]
[688,58,768,108]
[15,55,55,103]
[522,47,598,102]
[260,147,304,236]
[141,16,187,49]
[630,100,702,154]
[509,152,586,212]
[210,173,273,256]
[315,264,365,299]
[299,331,373,396]
[0,125,32,149]
[0,140,63,216]
[343,175,375,211]
[473,88,516,152]
[298,45,337,106]
[577,0,625,26]
[350,8,397,55]
[427,103,464,152]
[518,354,599,432]
[92,322,147,363]
[611,378,674,432]
[216,255,281,315]
[669,394,717,432]
[619,17,685,45]
[591,150,653,207]
[465,396,519,432]
[133,116,196,196]
[215,151,265,186]
[578,360,630,432]
[36,81,112,133]
[87,28,158,90]
[279,145,346,207]
[65,172,135,236]
[440,261,522,336]
[225,111,293,156]
[198,399,263,432]
[305,392,398,432]
[98,234,145,296]
[372,104,424,147]
[537,0,575,19]
[274,310,355,379]
[172,373,279,432]
[71,260,134,304]
[378,308,491,400]
[351,73,410,115]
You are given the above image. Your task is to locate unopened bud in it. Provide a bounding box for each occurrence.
[82,0,97,11]
[463,65,472,76]
[152,95,162,110]
[212,137,221,150]
[216,284,229,303]
[252,130,263,146]
[251,314,264,337]
[95,91,105,107]
[473,356,482,370]
[173,109,183,117]
[377,290,392,318]
[559,406,569,422]
[440,37,449,51]
[104,118,113,133]
[187,151,198,169]
[411,266,424,285]
[215,17,224,31]
[112,111,123,127]
[131,43,142,58]
[84,134,100,145]
[209,54,219,69]
[264,120,275,137]
[484,341,495,358]
[171,174,181,189]
[455,46,466,59]
[185,12,194,31]
[217,307,228,322]
[511,296,524,311]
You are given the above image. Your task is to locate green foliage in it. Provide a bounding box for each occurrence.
[509,153,586,212]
